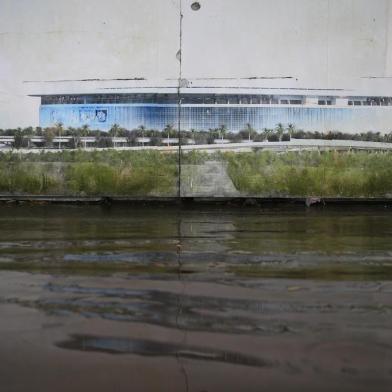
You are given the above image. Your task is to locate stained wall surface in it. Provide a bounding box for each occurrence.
[1,0,392,128]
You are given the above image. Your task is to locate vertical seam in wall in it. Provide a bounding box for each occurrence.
[327,0,330,87]
[177,0,183,199]
[384,0,390,76]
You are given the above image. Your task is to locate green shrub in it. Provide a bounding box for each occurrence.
[0,162,61,194]
[0,150,178,196]
[225,151,392,197]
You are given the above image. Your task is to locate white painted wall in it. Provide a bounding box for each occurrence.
[0,0,180,127]
[1,0,392,128]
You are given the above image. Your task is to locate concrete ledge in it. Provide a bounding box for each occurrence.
[2,195,392,207]
[3,138,392,154]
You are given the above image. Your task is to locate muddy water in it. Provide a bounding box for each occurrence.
[0,205,391,391]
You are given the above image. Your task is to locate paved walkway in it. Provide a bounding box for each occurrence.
[181,160,240,197]
[5,139,392,154]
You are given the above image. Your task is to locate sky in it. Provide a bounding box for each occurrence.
[1,0,392,128]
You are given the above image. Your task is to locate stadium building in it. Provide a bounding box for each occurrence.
[33,85,392,133]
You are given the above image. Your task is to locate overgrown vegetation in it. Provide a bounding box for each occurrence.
[0,150,177,196]
[2,149,392,198]
[225,150,392,197]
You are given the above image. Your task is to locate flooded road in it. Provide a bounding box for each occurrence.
[0,204,391,391]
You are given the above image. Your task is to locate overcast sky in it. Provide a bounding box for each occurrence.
[1,0,392,128]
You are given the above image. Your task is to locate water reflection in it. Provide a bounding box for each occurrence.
[1,205,392,271]
[34,283,300,335]
[1,205,392,391]
[57,334,273,368]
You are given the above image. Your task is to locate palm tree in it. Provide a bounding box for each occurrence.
[287,123,295,140]
[136,125,146,146]
[245,123,256,141]
[385,131,392,143]
[78,124,90,148]
[43,127,55,148]
[218,124,227,141]
[80,124,90,137]
[65,127,77,149]
[109,123,121,137]
[190,128,196,142]
[109,124,123,147]
[13,128,24,149]
[275,123,285,142]
[262,128,272,142]
[137,125,146,138]
[163,124,175,143]
[22,127,34,149]
[208,128,217,144]
[55,122,63,149]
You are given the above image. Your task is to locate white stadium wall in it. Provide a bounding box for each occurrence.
[1,0,392,131]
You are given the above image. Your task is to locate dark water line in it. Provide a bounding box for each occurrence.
[4,196,392,206]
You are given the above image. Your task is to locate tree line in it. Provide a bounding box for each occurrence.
[1,122,392,149]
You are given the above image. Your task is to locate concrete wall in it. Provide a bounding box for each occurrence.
[1,0,392,128]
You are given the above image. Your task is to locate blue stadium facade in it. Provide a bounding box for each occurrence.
[38,90,392,132]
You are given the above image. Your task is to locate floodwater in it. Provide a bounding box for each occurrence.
[0,204,391,391]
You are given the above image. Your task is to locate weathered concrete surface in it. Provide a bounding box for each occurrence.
[2,0,392,127]
[181,160,240,197]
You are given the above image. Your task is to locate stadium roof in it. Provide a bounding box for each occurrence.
[25,77,392,98]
